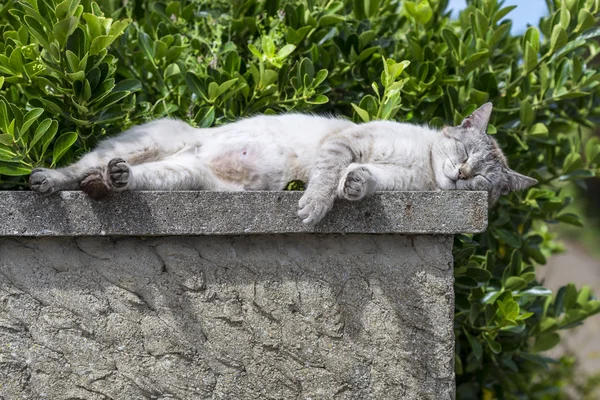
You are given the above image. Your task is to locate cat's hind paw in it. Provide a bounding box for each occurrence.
[108,158,130,189]
[339,166,374,201]
[29,168,59,195]
[80,168,110,201]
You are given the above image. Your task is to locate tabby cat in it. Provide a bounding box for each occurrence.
[29,103,537,225]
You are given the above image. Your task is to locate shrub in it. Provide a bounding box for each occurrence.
[1,0,600,397]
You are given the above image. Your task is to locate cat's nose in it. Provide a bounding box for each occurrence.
[458,166,469,180]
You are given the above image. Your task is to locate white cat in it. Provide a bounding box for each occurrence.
[29,103,537,226]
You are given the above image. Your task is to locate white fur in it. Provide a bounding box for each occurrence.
[29,113,489,225]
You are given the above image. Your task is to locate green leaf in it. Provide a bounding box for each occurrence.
[577,285,591,307]
[456,276,479,289]
[306,95,329,105]
[318,14,345,27]
[559,309,588,329]
[248,44,262,59]
[559,3,570,30]
[562,153,583,174]
[524,26,540,52]
[30,119,57,150]
[517,286,553,297]
[352,104,370,122]
[54,16,79,47]
[524,42,538,72]
[465,268,492,283]
[549,25,567,54]
[138,31,155,64]
[563,283,578,311]
[23,15,50,49]
[261,36,276,57]
[21,108,44,133]
[0,147,17,161]
[52,131,78,166]
[65,50,80,72]
[114,79,142,92]
[442,28,460,51]
[0,100,9,134]
[558,169,594,181]
[493,5,517,24]
[217,78,239,96]
[464,329,482,359]
[185,72,206,100]
[405,0,432,24]
[364,0,380,18]
[455,294,470,311]
[557,213,583,227]
[505,277,527,291]
[276,44,296,59]
[0,165,31,176]
[492,228,521,248]
[528,123,548,137]
[533,332,560,352]
[484,335,502,354]
[0,134,12,146]
[585,139,600,164]
[285,180,305,191]
[90,35,116,55]
[520,99,534,127]
[576,9,595,33]
[83,12,103,38]
[194,106,215,128]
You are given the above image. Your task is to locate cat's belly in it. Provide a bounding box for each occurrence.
[203,143,305,190]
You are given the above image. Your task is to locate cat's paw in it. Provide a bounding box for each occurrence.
[29,168,60,195]
[339,167,374,201]
[80,168,110,201]
[108,158,130,189]
[298,191,334,226]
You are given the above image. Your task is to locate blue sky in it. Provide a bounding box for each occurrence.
[446,0,549,33]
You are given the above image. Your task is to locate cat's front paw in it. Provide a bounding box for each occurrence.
[108,158,130,189]
[29,168,59,195]
[339,167,374,201]
[298,191,334,226]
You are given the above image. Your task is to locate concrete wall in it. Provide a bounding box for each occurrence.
[0,191,487,400]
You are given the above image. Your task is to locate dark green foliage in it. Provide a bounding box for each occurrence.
[1,0,600,397]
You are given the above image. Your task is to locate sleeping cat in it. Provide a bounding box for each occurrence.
[29,102,537,226]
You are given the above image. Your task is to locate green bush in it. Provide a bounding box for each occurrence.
[1,0,600,397]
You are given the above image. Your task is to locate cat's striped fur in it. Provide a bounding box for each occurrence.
[29,103,537,226]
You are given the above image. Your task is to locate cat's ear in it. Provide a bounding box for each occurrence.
[461,102,493,132]
[501,168,538,194]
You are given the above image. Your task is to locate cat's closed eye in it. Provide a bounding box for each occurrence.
[457,142,468,163]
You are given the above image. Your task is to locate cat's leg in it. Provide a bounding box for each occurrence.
[337,163,435,201]
[298,132,361,225]
[337,163,415,201]
[30,142,182,196]
[337,163,378,201]
[29,152,106,195]
[79,153,224,199]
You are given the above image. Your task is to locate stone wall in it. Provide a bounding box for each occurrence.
[0,191,487,399]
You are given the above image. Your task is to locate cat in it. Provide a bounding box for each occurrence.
[29,102,537,226]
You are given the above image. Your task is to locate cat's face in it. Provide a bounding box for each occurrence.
[432,103,537,204]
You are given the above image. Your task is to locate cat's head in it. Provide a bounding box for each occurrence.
[432,102,538,204]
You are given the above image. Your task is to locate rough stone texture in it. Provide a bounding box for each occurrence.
[0,191,489,399]
[0,191,488,236]
[0,234,455,399]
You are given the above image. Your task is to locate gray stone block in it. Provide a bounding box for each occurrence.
[0,191,488,399]
[0,190,487,236]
